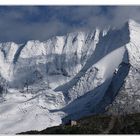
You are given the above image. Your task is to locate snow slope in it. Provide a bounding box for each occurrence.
[0,19,140,134]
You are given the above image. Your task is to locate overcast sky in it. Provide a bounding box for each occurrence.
[0,6,140,43]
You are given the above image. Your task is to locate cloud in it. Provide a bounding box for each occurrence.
[108,7,140,26]
[0,6,140,43]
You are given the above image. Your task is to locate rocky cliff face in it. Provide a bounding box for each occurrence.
[106,20,140,115]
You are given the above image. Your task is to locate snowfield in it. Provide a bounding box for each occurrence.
[0,19,140,134]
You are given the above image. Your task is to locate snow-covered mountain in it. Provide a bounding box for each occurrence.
[0,19,140,134]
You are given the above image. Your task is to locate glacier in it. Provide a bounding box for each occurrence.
[0,19,140,134]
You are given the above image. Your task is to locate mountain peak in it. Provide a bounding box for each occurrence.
[128,19,137,24]
[125,19,140,44]
[127,19,140,28]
